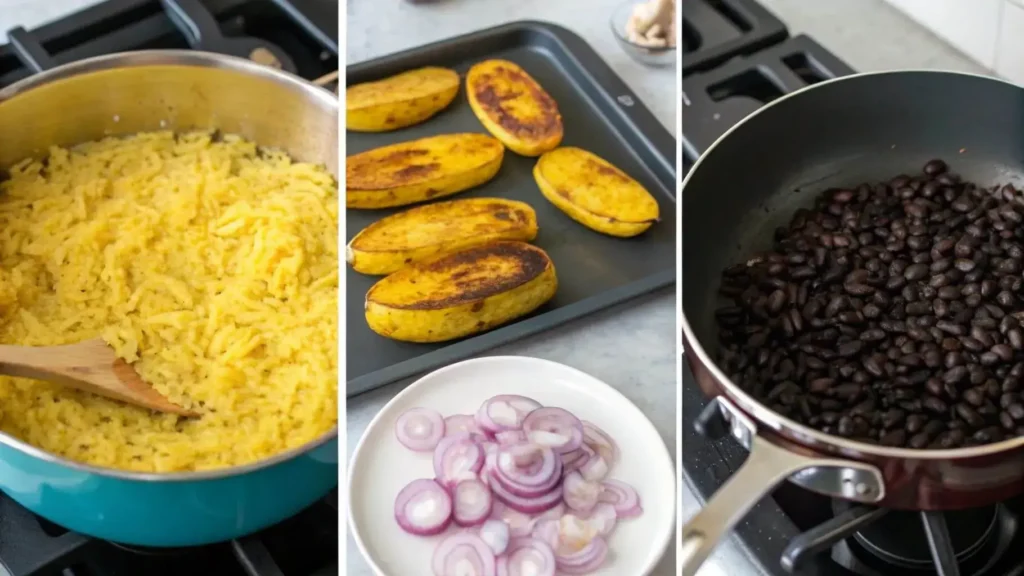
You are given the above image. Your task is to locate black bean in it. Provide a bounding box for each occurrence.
[992,344,1014,362]
[713,160,1024,449]
[861,329,886,342]
[809,378,834,393]
[924,396,949,414]
[880,429,907,446]
[956,404,985,428]
[944,365,969,385]
[862,355,885,377]
[838,341,864,358]
[909,433,930,448]
[1009,403,1024,420]
[964,388,986,406]
[962,337,985,352]
[924,159,948,175]
[904,263,929,280]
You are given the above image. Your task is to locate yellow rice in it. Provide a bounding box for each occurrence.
[0,131,337,472]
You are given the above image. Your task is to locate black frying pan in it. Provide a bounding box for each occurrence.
[681,71,1024,574]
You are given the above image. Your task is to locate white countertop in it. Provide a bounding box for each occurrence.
[682,1,992,575]
[346,1,677,575]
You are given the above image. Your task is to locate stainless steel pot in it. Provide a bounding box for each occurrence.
[0,50,337,174]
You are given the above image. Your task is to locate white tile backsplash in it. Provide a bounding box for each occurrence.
[996,1,1024,83]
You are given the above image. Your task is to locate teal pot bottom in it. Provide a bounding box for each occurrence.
[0,436,338,547]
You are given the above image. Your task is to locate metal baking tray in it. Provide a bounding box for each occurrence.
[346,20,676,396]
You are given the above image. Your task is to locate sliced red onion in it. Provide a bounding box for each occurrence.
[560,447,586,469]
[562,444,594,475]
[489,501,538,538]
[539,502,565,521]
[489,472,564,514]
[522,408,583,454]
[434,434,484,488]
[479,450,495,485]
[394,479,452,536]
[480,519,510,555]
[496,556,509,576]
[556,513,599,552]
[491,440,565,496]
[563,471,601,513]
[508,443,543,467]
[599,479,642,518]
[503,538,557,576]
[445,414,486,437]
[531,518,559,549]
[495,430,527,445]
[582,421,618,465]
[582,503,618,536]
[476,395,542,434]
[453,479,493,527]
[432,532,497,576]
[395,407,445,452]
[579,453,609,482]
[555,536,608,574]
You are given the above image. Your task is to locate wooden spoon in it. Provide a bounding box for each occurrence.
[0,339,197,417]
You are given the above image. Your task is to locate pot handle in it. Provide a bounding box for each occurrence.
[680,397,887,576]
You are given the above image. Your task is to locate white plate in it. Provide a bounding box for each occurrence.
[348,355,676,576]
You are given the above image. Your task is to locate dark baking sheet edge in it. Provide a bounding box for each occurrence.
[346,20,676,396]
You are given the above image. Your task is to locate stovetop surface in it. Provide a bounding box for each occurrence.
[0,489,339,576]
[682,1,1024,575]
[0,1,337,575]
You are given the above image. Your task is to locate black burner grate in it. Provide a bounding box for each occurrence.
[681,34,854,167]
[0,0,338,88]
[681,0,787,77]
[0,2,337,575]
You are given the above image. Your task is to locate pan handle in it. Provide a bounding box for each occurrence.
[680,397,887,576]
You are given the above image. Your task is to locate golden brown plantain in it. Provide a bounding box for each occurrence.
[534,147,660,237]
[346,67,460,132]
[365,242,557,343]
[347,198,539,275]
[466,59,563,157]
[346,133,505,209]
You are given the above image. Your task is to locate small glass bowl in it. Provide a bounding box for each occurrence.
[610,0,677,68]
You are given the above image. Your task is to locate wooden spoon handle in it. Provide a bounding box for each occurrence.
[0,342,196,416]
[0,342,92,381]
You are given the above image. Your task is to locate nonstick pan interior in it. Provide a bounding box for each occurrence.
[682,71,1024,353]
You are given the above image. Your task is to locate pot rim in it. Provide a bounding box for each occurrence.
[0,49,338,113]
[682,68,1024,462]
[0,49,339,482]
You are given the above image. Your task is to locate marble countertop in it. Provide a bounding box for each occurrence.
[346,1,677,575]
[681,1,992,575]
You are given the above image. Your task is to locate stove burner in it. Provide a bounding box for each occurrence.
[827,502,1018,576]
[846,503,997,568]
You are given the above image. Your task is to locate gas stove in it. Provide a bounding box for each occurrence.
[682,2,1024,575]
[0,1,338,575]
